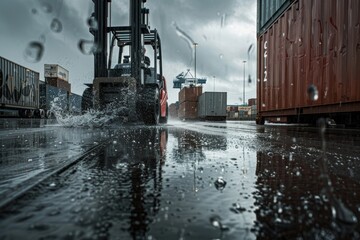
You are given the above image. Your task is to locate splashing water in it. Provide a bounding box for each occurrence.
[24,41,44,63]
[50,95,128,128]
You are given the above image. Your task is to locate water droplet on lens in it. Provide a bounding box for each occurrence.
[31,8,37,14]
[24,41,44,63]
[214,177,227,191]
[307,84,319,101]
[50,18,62,33]
[87,16,98,30]
[78,39,99,55]
[41,3,52,13]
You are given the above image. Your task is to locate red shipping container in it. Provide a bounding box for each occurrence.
[178,101,198,119]
[257,0,360,124]
[179,86,202,103]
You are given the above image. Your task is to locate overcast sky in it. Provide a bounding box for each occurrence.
[0,0,257,105]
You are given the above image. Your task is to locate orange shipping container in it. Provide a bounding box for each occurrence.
[178,101,198,119]
[179,86,202,103]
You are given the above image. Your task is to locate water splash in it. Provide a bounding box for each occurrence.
[24,41,44,63]
[50,95,128,128]
[50,18,62,33]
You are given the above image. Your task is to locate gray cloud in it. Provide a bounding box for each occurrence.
[0,0,257,104]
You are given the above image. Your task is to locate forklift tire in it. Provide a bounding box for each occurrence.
[142,87,160,125]
[81,88,93,114]
[159,103,168,124]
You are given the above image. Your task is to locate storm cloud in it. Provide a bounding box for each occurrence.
[0,0,257,104]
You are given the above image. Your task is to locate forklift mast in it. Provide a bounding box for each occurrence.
[92,0,148,82]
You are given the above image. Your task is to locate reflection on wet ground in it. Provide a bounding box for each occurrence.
[0,120,360,239]
[0,119,111,198]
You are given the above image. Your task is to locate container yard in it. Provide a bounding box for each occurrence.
[256,0,360,126]
[0,56,81,117]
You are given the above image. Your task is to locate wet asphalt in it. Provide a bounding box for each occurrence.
[1,119,360,239]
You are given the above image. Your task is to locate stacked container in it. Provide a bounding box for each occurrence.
[178,86,202,120]
[44,64,71,92]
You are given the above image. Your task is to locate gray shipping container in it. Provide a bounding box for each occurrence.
[0,56,39,110]
[198,92,227,120]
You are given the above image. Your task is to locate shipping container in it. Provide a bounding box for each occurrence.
[44,64,69,82]
[257,0,360,125]
[46,77,71,92]
[179,86,202,103]
[198,92,227,121]
[0,56,39,111]
[178,101,198,120]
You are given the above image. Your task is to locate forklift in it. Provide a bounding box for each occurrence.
[81,0,168,125]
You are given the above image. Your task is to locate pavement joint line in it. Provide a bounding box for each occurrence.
[0,138,112,210]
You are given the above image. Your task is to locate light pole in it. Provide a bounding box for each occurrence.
[194,43,198,84]
[243,60,246,106]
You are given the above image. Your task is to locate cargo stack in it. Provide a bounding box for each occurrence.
[44,64,71,92]
[178,86,202,120]
[168,102,179,119]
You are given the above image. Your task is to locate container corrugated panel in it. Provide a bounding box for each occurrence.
[178,101,197,119]
[69,93,82,113]
[179,86,202,103]
[257,0,360,116]
[0,56,39,109]
[198,92,227,118]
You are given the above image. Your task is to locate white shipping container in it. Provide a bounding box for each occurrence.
[44,64,69,82]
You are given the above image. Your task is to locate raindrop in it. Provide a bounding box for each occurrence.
[28,158,33,162]
[50,18,62,33]
[87,16,98,30]
[307,84,319,101]
[220,13,226,28]
[49,182,56,187]
[219,54,224,59]
[214,177,227,191]
[210,215,222,228]
[41,2,52,13]
[333,198,358,225]
[24,41,44,63]
[78,39,100,55]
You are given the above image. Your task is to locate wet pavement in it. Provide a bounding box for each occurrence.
[0,119,360,239]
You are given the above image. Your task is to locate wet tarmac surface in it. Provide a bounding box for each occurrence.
[1,119,360,239]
